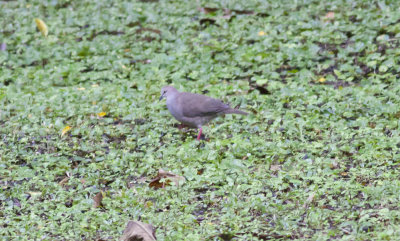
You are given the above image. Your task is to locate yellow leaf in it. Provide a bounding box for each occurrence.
[77,87,85,91]
[34,18,48,37]
[144,201,153,208]
[97,112,106,117]
[258,31,266,36]
[318,77,326,83]
[61,126,71,136]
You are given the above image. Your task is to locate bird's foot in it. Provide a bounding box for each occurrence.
[198,134,206,140]
[196,127,204,141]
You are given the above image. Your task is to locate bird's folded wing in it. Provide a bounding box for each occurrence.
[179,93,229,117]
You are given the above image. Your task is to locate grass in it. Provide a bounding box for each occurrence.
[1,0,400,240]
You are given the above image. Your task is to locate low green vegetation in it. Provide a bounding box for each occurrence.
[1,0,400,240]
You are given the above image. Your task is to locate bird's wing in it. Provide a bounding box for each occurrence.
[178,92,230,117]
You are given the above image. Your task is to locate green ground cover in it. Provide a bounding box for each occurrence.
[1,0,400,240]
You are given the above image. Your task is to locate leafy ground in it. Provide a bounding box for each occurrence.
[2,0,400,240]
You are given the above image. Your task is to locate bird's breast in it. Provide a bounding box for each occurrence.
[166,98,182,120]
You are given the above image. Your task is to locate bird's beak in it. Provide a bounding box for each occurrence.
[159,95,164,101]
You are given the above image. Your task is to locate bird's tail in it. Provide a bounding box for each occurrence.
[224,108,248,115]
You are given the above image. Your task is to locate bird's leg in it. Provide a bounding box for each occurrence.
[196,127,203,141]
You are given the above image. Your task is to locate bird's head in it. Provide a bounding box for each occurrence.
[159,86,178,101]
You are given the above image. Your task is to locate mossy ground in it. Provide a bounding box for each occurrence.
[1,0,400,240]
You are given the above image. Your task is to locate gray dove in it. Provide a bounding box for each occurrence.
[159,86,248,140]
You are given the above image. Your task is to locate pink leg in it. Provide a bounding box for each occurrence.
[196,127,203,141]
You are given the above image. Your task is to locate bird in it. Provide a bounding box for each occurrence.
[159,86,248,140]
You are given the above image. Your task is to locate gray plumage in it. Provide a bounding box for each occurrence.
[159,86,248,140]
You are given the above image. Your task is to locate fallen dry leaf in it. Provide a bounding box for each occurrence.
[93,191,104,208]
[197,169,204,175]
[306,192,315,203]
[58,177,69,186]
[149,169,185,189]
[197,7,219,14]
[318,77,326,83]
[303,192,316,208]
[121,220,156,241]
[330,161,339,169]
[368,122,376,128]
[13,198,21,208]
[270,165,281,172]
[199,18,218,27]
[325,11,335,20]
[137,176,148,184]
